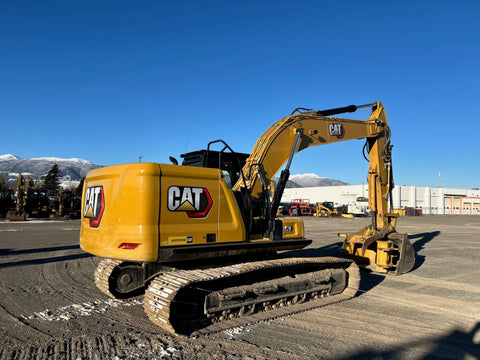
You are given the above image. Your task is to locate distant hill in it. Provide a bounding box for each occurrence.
[277,173,349,188]
[288,173,349,187]
[0,154,348,190]
[0,154,101,189]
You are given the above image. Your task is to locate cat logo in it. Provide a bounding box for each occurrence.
[83,186,105,228]
[329,123,345,139]
[167,186,213,218]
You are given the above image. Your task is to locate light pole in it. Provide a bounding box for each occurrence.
[139,156,143,163]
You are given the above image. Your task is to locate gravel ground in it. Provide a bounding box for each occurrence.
[0,215,479,359]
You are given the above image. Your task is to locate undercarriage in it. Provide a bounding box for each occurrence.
[95,256,360,336]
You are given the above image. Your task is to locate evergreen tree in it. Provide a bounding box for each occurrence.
[0,173,5,191]
[75,177,85,197]
[44,164,60,196]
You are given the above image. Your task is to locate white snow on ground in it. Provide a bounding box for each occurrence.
[8,171,34,177]
[115,345,178,360]
[223,324,257,339]
[223,326,247,338]
[21,298,143,322]
[59,177,80,189]
[6,173,80,189]
[160,347,178,358]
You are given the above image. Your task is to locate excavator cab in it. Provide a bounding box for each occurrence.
[180,142,249,189]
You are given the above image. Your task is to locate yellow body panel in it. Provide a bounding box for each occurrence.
[158,164,246,247]
[280,217,304,239]
[80,163,161,261]
[80,163,247,262]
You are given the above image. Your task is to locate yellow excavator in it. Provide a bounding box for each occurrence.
[80,101,415,336]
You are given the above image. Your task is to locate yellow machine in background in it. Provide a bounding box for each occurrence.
[7,174,50,221]
[80,101,415,335]
[315,202,341,217]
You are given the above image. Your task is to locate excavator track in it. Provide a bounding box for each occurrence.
[144,256,360,336]
[95,258,122,298]
[95,258,145,298]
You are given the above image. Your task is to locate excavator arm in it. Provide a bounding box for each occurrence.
[233,101,415,274]
[233,102,384,197]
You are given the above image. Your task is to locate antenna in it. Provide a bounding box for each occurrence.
[184,133,190,153]
[439,171,441,187]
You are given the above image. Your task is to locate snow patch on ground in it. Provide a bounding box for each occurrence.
[115,345,178,360]
[22,298,143,322]
[8,171,34,177]
[223,325,256,339]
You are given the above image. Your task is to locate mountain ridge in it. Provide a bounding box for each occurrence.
[0,154,101,188]
[0,154,349,189]
[276,173,349,188]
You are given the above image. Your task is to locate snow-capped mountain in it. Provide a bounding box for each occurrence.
[274,173,349,188]
[288,173,348,187]
[0,154,101,188]
[0,154,20,161]
[29,156,93,165]
[0,154,347,190]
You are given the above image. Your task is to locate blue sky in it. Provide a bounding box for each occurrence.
[1,1,479,189]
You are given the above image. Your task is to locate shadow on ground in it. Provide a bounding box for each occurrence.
[0,244,80,256]
[409,231,441,271]
[0,252,93,268]
[340,321,480,360]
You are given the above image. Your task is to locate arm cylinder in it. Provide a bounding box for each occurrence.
[316,102,377,116]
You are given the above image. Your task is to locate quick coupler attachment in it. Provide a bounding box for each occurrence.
[339,227,415,275]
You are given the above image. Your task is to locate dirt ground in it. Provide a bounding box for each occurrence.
[0,215,479,359]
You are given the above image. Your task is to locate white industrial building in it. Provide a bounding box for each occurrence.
[281,185,480,215]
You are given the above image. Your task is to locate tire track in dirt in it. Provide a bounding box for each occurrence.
[3,217,480,359]
[31,256,155,337]
[0,333,180,360]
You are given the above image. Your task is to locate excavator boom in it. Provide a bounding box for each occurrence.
[233,101,415,274]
